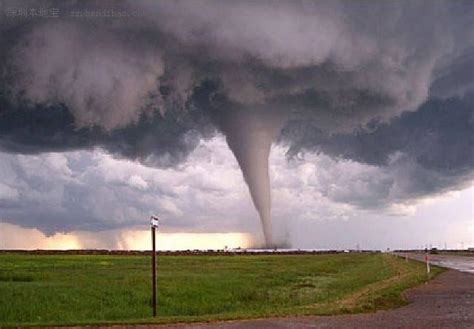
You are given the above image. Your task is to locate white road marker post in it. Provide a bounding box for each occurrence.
[150,215,160,317]
[424,252,430,275]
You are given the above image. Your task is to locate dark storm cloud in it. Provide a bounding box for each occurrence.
[283,94,474,172]
[0,0,473,234]
[282,93,474,202]
[0,89,216,167]
[2,0,472,130]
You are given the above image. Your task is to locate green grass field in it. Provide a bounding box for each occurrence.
[0,253,442,326]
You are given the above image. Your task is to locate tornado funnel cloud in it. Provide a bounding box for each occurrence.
[215,110,284,247]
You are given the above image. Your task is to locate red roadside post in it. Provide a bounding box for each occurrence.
[150,215,160,317]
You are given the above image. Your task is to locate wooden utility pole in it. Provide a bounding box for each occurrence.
[152,225,156,316]
[150,216,159,317]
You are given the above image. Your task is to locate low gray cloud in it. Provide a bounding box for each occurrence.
[0,139,258,234]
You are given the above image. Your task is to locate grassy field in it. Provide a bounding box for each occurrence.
[0,252,442,326]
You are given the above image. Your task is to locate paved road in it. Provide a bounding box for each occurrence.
[396,253,474,274]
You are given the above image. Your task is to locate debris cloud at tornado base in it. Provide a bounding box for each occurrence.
[0,1,473,244]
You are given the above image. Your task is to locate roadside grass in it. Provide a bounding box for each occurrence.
[0,253,442,326]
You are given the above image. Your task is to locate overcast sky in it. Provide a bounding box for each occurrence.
[0,0,473,250]
[1,136,472,250]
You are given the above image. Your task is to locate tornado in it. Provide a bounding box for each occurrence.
[214,109,284,247]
